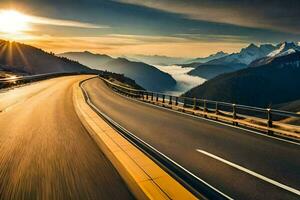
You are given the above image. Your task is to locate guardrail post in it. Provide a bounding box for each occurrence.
[146,92,149,100]
[215,102,219,115]
[183,98,187,108]
[267,108,273,135]
[232,104,238,125]
[141,91,144,99]
[156,93,159,102]
[129,89,133,97]
[175,97,178,106]
[169,96,172,105]
[134,90,138,98]
[151,93,154,101]
[193,98,197,110]
[142,91,144,100]
[162,95,165,103]
[203,100,207,118]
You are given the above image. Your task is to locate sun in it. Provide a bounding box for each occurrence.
[0,10,30,34]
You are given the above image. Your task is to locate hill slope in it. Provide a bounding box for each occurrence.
[0,40,91,74]
[184,52,300,107]
[58,51,113,67]
[104,58,176,91]
[187,63,246,79]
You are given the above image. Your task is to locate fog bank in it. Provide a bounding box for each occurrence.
[155,65,206,96]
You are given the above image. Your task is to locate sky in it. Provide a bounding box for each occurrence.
[0,0,299,58]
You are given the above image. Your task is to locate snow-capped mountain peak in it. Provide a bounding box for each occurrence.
[249,41,300,67]
[214,43,276,65]
[277,49,296,57]
[268,42,300,57]
[208,41,299,67]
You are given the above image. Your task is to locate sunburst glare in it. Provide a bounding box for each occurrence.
[0,10,31,34]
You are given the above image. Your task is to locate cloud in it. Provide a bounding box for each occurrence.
[0,9,108,29]
[174,34,250,43]
[107,34,188,44]
[29,16,108,29]
[115,0,300,34]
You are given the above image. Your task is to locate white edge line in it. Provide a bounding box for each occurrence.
[80,81,234,200]
[107,85,300,147]
[196,149,300,196]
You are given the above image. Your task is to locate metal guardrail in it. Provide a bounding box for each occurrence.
[100,76,300,136]
[0,72,82,82]
[0,72,85,89]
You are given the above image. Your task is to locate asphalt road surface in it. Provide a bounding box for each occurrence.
[83,77,300,200]
[0,76,133,200]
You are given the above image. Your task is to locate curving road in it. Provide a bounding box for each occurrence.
[0,76,133,200]
[83,77,300,200]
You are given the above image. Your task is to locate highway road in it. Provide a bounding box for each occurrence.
[0,76,133,200]
[83,77,300,200]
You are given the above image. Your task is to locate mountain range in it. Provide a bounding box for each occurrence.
[249,42,300,67]
[185,42,300,80]
[125,54,188,65]
[186,51,228,64]
[123,51,228,66]
[2,39,300,110]
[59,51,176,92]
[209,43,276,65]
[0,40,142,89]
[183,50,300,108]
